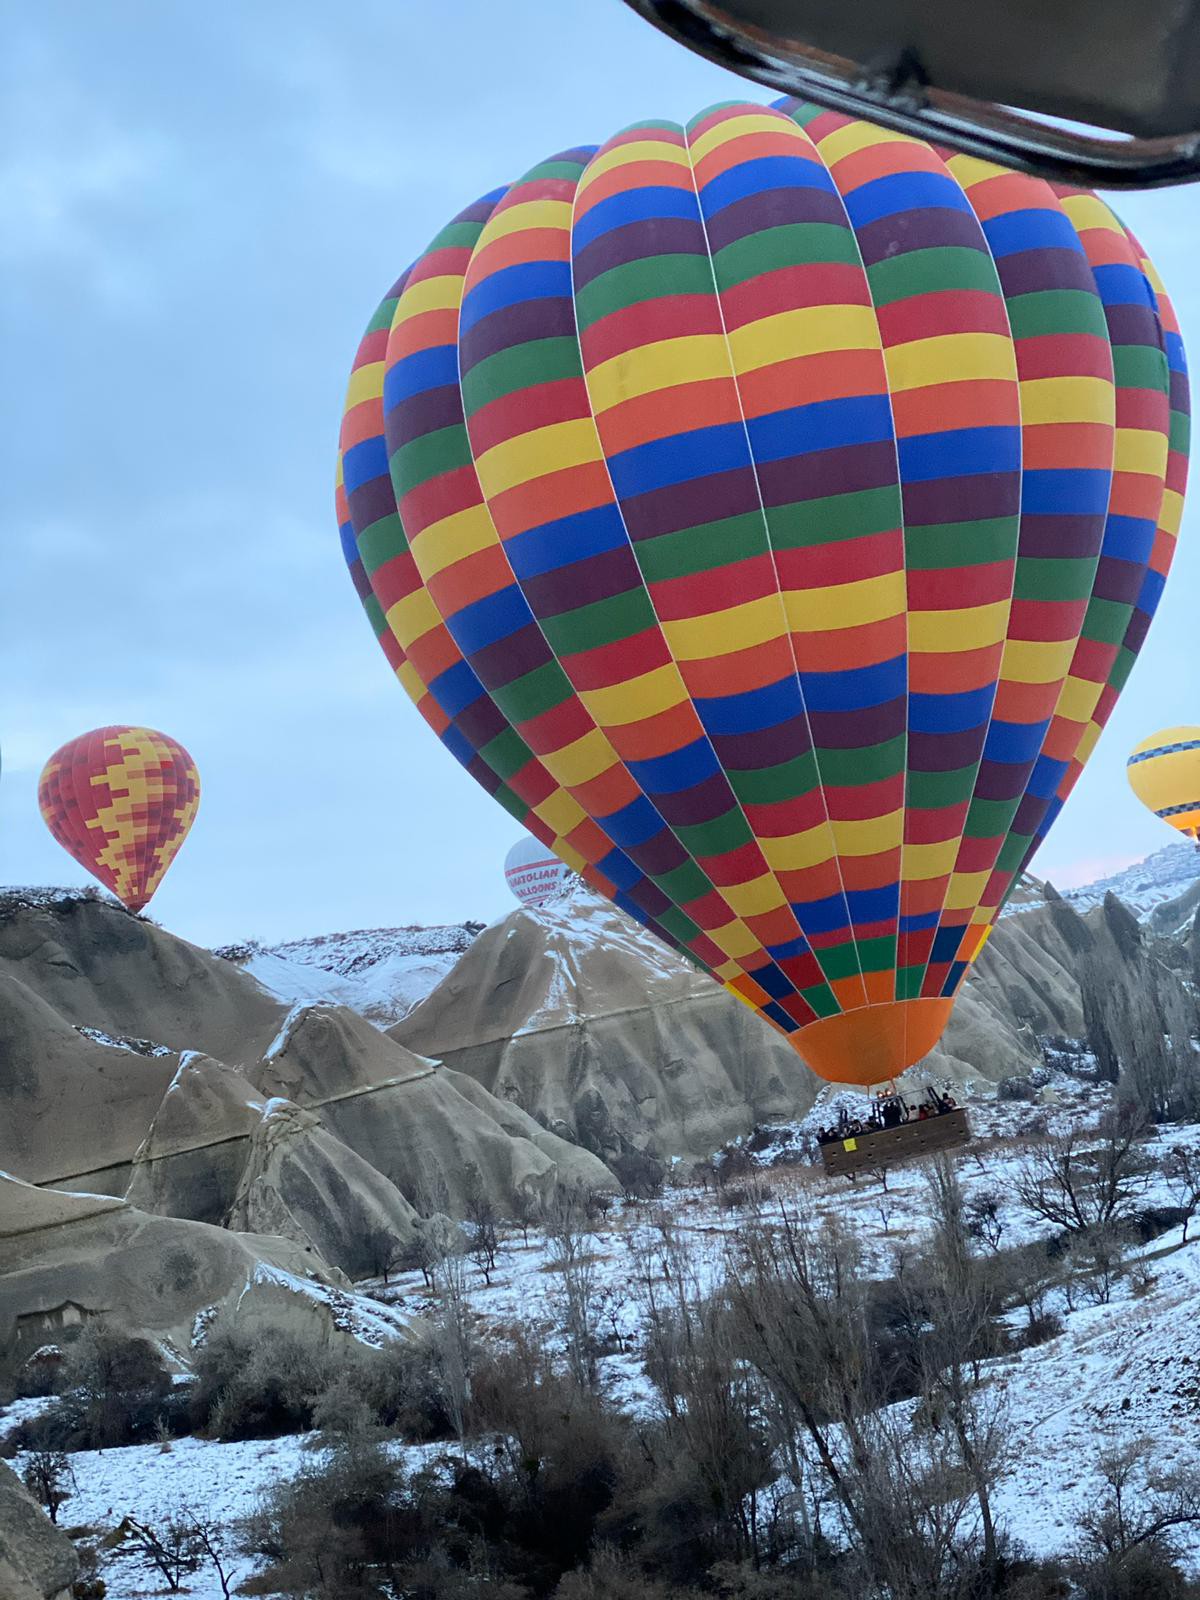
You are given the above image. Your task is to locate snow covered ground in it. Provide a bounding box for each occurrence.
[1062,841,1198,921]
[221,924,480,1025]
[9,1078,1200,1588]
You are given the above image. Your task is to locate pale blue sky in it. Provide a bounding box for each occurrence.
[3,0,1197,947]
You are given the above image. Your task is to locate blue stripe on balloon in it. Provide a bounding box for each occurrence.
[572,184,699,251]
[1091,262,1155,308]
[459,261,573,333]
[1101,513,1157,565]
[1025,753,1068,801]
[505,503,629,579]
[909,682,995,735]
[596,846,642,891]
[383,345,459,409]
[982,208,1084,259]
[449,584,531,654]
[940,959,969,996]
[1021,468,1112,515]
[608,422,749,498]
[802,655,906,712]
[983,718,1051,764]
[751,961,799,1000]
[931,925,966,963]
[440,725,476,767]
[698,153,836,215]
[429,658,486,719]
[695,677,803,735]
[897,426,1021,483]
[846,885,900,923]
[900,910,941,932]
[766,934,812,960]
[762,1001,800,1032]
[342,436,390,496]
[626,738,721,795]
[842,170,974,229]
[747,394,894,461]
[1137,566,1167,616]
[601,794,664,850]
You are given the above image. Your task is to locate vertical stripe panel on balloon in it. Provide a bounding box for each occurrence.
[1004,194,1174,887]
[689,102,907,1013]
[339,265,643,928]
[455,137,810,1021]
[802,109,1022,1008]
[336,267,621,904]
[567,120,838,1020]
[929,156,1115,991]
[387,162,722,962]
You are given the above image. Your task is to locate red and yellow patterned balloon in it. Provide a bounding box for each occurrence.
[38,726,200,912]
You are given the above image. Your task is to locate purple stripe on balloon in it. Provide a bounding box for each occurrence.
[572,218,706,289]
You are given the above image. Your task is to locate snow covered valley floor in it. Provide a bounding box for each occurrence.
[10,1082,1200,1597]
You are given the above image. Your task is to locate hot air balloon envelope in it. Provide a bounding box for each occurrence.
[505,835,575,907]
[1127,727,1200,842]
[38,726,200,912]
[339,100,1188,1086]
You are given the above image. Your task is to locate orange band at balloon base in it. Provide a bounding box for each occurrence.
[793,998,955,1088]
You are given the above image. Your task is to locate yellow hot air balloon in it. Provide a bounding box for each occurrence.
[1127,727,1200,843]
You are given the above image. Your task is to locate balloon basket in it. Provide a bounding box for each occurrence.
[818,1108,972,1179]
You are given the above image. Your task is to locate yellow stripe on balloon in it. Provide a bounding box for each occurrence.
[999,636,1080,684]
[727,304,880,372]
[579,664,688,724]
[411,503,498,576]
[345,361,385,409]
[660,594,782,659]
[390,273,462,322]
[783,571,906,632]
[1019,376,1113,426]
[816,120,921,164]
[720,873,789,918]
[576,137,691,192]
[831,810,905,856]
[585,335,731,410]
[885,333,1017,392]
[475,418,598,495]
[908,600,1010,652]
[1115,427,1169,477]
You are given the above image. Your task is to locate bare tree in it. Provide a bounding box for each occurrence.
[632,1218,773,1565]
[463,1164,499,1285]
[543,1183,601,1390]
[21,1448,73,1525]
[361,1223,404,1286]
[1013,1109,1151,1236]
[1162,1145,1200,1243]
[181,1509,235,1600]
[120,1515,205,1593]
[1075,1438,1200,1576]
[965,1190,1005,1254]
[726,1188,1014,1599]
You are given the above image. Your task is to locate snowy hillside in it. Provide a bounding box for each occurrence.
[217,922,483,1025]
[1061,841,1199,921]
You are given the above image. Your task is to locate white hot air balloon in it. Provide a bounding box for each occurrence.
[504,835,573,907]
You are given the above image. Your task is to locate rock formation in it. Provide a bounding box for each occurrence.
[0,1459,77,1600]
[0,974,178,1193]
[257,1003,615,1213]
[392,889,817,1163]
[0,890,281,1066]
[0,1172,416,1365]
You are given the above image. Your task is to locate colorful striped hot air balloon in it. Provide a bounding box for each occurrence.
[338,101,1188,1087]
[38,727,200,912]
[1127,727,1200,842]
